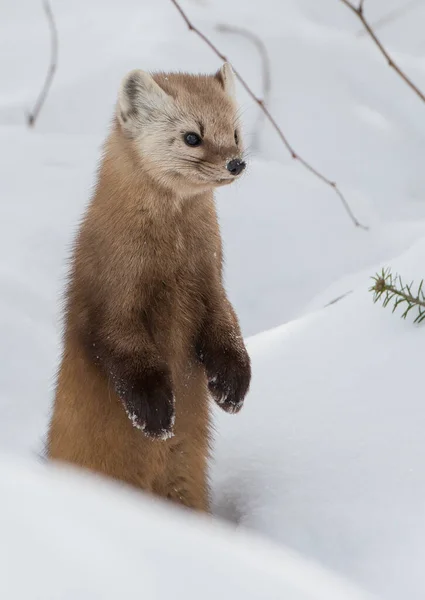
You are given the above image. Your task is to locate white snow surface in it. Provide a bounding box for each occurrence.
[212,239,425,600]
[2,0,425,598]
[0,457,371,600]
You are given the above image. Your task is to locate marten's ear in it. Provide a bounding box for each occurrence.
[117,70,170,132]
[215,63,236,99]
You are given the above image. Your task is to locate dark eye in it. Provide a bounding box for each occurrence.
[234,130,239,145]
[184,132,202,147]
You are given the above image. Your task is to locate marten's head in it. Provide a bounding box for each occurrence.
[116,64,245,193]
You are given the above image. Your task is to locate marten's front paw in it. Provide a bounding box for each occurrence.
[120,370,175,440]
[201,343,251,414]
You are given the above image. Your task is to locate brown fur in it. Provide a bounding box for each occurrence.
[47,65,251,512]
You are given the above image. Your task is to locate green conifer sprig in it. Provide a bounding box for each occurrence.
[370,268,425,323]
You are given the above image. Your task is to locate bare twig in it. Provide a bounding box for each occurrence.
[341,0,425,104]
[27,0,58,127]
[324,290,353,307]
[170,0,367,229]
[216,24,271,151]
[356,0,422,37]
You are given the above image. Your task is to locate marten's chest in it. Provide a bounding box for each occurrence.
[140,212,219,281]
[138,219,218,345]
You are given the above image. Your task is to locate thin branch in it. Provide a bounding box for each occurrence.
[340,0,425,104]
[170,0,367,230]
[356,0,422,37]
[216,24,271,151]
[324,290,353,307]
[27,0,58,127]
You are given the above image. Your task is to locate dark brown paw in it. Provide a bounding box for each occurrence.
[118,370,175,440]
[199,341,251,414]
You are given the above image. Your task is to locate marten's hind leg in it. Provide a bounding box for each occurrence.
[156,437,210,512]
[154,369,211,512]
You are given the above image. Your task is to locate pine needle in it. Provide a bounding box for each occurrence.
[370,268,425,323]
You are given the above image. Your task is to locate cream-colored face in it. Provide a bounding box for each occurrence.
[117,64,246,192]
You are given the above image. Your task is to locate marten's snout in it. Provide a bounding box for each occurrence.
[226,159,246,176]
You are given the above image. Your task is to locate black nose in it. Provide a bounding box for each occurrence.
[226,159,246,176]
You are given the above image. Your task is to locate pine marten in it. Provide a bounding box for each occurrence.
[47,64,251,511]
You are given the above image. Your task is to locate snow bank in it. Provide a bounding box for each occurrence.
[212,238,425,600]
[0,457,371,600]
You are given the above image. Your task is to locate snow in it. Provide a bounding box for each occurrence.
[2,0,425,598]
[1,457,373,600]
[212,239,425,600]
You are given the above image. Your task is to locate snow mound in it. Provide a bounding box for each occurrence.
[0,457,370,600]
[212,237,425,600]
